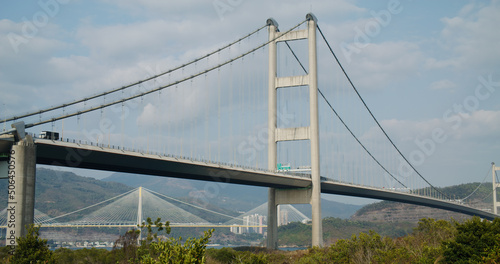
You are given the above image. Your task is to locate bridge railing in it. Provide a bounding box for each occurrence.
[32,134,313,180]
[29,134,487,211]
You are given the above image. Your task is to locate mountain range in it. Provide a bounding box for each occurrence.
[0,168,361,222]
[2,168,487,224]
[101,172,362,219]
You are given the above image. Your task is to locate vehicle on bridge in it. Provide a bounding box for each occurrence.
[39,131,59,140]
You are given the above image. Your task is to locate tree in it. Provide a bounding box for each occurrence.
[414,218,455,243]
[442,217,500,263]
[137,217,214,264]
[11,224,55,264]
[113,229,141,263]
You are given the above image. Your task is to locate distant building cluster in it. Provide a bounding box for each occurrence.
[230,214,266,234]
[229,209,292,235]
[50,241,114,249]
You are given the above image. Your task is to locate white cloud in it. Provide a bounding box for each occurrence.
[0,19,73,111]
[136,80,216,126]
[346,41,424,89]
[0,18,65,57]
[433,1,500,71]
[356,109,500,185]
[369,110,500,143]
[76,20,183,62]
[430,79,456,91]
[453,110,500,139]
[102,0,365,23]
[101,0,215,19]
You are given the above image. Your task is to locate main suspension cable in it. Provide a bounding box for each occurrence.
[2,24,269,124]
[284,42,407,188]
[462,165,493,201]
[25,21,307,129]
[316,24,447,199]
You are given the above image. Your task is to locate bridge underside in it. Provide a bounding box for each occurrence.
[321,182,498,220]
[35,140,498,221]
[35,139,311,189]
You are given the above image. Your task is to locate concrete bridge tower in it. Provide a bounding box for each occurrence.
[267,13,323,249]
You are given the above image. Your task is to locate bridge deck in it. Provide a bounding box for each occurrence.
[35,139,311,189]
[35,139,499,221]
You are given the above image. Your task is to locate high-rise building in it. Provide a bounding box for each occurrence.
[278,209,289,226]
[230,214,266,234]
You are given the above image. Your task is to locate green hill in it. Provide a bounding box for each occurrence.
[0,168,133,220]
[0,168,243,223]
[352,182,495,222]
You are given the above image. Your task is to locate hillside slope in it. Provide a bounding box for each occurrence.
[0,168,133,220]
[352,183,494,222]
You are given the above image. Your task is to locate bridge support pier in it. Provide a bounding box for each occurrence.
[267,14,323,249]
[268,187,313,249]
[6,124,36,247]
[267,188,278,249]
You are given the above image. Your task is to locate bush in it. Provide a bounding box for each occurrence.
[138,217,214,264]
[113,229,141,263]
[206,247,237,263]
[11,224,55,264]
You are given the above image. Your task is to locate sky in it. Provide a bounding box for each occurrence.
[1,0,499,205]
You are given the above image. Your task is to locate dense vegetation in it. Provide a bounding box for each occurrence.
[2,218,214,263]
[278,217,414,246]
[2,217,499,263]
[208,217,500,263]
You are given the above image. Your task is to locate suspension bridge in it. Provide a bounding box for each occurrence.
[0,13,499,249]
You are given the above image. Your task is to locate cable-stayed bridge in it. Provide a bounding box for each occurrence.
[0,13,499,248]
[0,187,308,230]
